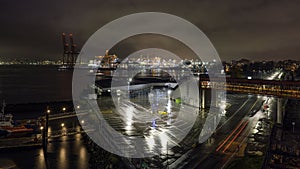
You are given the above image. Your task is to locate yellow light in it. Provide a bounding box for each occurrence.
[61,123,65,127]
[40,126,44,130]
[47,109,51,113]
[62,107,66,111]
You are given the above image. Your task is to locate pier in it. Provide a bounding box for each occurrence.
[0,111,85,151]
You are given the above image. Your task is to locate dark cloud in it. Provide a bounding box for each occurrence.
[0,0,299,61]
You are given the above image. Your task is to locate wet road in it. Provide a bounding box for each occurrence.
[180,71,282,169]
[95,91,198,157]
[87,88,256,168]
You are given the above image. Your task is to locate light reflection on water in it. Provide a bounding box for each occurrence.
[78,147,88,168]
[47,132,89,169]
[58,147,68,169]
[34,149,46,169]
[0,124,89,169]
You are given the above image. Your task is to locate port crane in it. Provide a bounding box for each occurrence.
[61,33,79,69]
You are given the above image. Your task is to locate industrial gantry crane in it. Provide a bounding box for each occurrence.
[61,33,79,69]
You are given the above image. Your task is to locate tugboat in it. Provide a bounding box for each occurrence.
[0,101,14,128]
[0,101,33,137]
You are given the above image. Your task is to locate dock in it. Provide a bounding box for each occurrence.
[0,137,42,152]
[0,111,85,152]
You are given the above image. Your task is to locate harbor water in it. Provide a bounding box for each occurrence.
[0,65,90,169]
[0,65,73,104]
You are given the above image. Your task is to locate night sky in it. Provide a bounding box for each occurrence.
[1,0,300,62]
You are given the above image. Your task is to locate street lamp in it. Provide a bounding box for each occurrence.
[167,89,172,96]
[62,107,66,112]
[61,123,66,136]
[128,78,132,97]
[42,107,50,169]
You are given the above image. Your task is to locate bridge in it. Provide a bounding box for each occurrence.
[200,77,300,99]
[199,77,300,124]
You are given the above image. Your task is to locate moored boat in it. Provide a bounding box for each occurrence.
[5,127,33,138]
[0,101,33,137]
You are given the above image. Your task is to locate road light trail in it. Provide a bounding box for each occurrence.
[215,97,251,133]
[216,120,244,152]
[222,120,249,153]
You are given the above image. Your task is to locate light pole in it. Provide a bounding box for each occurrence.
[128,78,132,98]
[43,108,50,152]
[42,107,50,169]
[61,123,66,135]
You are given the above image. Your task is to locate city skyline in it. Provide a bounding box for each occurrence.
[1,1,300,62]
